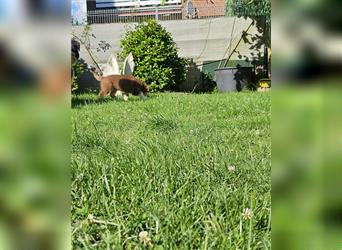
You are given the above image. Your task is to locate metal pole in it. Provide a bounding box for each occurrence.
[155,5,159,20]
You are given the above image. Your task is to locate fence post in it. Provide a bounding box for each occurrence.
[155,5,159,20]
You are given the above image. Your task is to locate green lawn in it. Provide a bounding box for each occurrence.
[71,92,271,249]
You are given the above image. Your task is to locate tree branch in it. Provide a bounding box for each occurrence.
[71,33,104,75]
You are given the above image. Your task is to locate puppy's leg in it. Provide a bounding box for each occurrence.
[99,82,111,98]
[110,89,117,98]
[98,90,107,98]
[123,93,129,102]
[138,91,147,100]
[115,90,123,98]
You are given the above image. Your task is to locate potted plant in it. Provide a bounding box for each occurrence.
[257,78,271,92]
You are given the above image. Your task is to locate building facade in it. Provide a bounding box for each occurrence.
[86,0,226,24]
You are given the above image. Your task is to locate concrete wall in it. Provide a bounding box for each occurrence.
[72,16,263,64]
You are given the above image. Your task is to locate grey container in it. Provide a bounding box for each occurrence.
[214,67,253,92]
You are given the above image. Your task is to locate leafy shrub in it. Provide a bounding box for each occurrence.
[201,72,217,93]
[120,20,187,92]
[72,60,85,91]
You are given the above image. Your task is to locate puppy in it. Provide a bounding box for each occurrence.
[90,68,148,101]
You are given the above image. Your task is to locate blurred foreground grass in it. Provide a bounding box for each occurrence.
[272,85,342,250]
[0,93,70,249]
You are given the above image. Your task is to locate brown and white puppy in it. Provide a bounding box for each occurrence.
[90,68,148,101]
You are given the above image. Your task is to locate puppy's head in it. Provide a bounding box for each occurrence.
[142,81,149,94]
[139,80,150,94]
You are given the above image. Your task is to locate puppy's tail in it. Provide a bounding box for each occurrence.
[90,67,103,82]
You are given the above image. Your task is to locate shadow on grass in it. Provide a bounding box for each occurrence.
[71,95,112,108]
[72,94,159,108]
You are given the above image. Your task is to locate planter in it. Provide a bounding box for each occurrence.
[214,67,253,92]
[257,87,271,92]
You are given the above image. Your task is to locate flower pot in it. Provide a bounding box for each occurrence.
[214,67,253,92]
[257,87,271,92]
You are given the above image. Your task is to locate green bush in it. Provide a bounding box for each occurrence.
[120,19,187,92]
[72,60,85,91]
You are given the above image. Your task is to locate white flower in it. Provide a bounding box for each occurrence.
[242,208,253,220]
[228,165,236,171]
[87,214,94,224]
[255,130,260,135]
[139,231,152,246]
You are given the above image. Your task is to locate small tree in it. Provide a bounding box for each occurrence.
[120,20,187,92]
[231,0,270,43]
[71,25,111,92]
[229,0,271,77]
